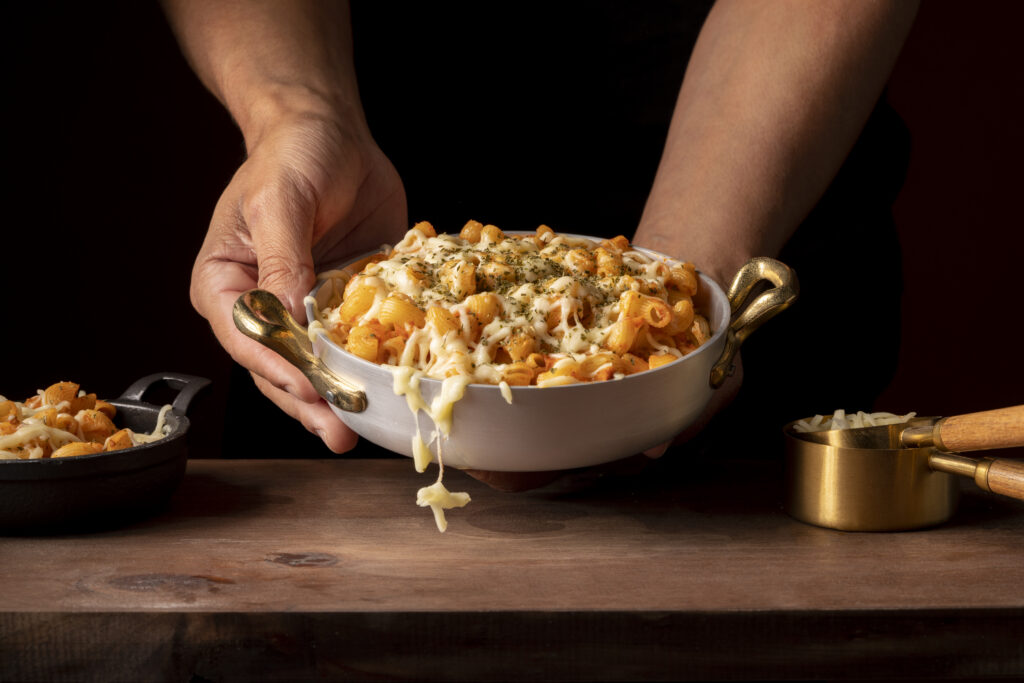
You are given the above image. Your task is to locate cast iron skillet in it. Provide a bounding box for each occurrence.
[0,372,209,534]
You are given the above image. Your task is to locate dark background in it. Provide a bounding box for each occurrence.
[4,2,1021,459]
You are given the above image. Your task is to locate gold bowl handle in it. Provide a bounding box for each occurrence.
[232,289,367,412]
[709,257,799,388]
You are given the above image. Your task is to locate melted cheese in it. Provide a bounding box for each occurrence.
[416,481,471,533]
[0,423,80,457]
[388,366,472,531]
[132,404,174,444]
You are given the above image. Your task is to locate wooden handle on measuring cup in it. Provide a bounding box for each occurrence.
[928,452,1024,501]
[932,405,1024,452]
[983,458,1024,499]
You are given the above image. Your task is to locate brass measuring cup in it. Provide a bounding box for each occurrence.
[784,405,1024,531]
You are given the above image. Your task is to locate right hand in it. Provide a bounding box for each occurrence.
[190,102,407,452]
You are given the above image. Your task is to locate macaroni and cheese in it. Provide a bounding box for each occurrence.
[317,221,708,384]
[0,381,171,460]
[309,221,711,530]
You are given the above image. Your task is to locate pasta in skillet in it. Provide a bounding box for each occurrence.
[309,221,711,531]
[0,381,171,460]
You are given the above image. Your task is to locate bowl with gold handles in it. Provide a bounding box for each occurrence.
[233,232,798,472]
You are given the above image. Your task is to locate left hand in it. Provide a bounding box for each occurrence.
[190,106,407,452]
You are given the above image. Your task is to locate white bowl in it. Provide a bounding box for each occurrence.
[307,272,728,471]
[283,245,797,472]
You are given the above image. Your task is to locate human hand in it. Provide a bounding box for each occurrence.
[190,106,407,452]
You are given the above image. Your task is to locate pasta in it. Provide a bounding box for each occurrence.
[309,221,712,531]
[316,221,708,386]
[0,381,171,460]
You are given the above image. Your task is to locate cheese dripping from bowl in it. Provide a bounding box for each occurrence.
[305,293,474,533]
[388,366,472,532]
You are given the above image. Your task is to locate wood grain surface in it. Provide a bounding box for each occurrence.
[2,457,1023,681]
[987,457,1024,499]
[941,405,1024,452]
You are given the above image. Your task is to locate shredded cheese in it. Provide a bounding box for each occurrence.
[793,409,918,433]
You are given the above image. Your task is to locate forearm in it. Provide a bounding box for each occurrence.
[635,0,918,286]
[161,0,364,146]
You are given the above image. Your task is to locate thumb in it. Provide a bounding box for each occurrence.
[244,176,319,322]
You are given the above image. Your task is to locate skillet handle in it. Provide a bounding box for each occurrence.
[710,257,799,388]
[232,289,367,413]
[119,373,211,415]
